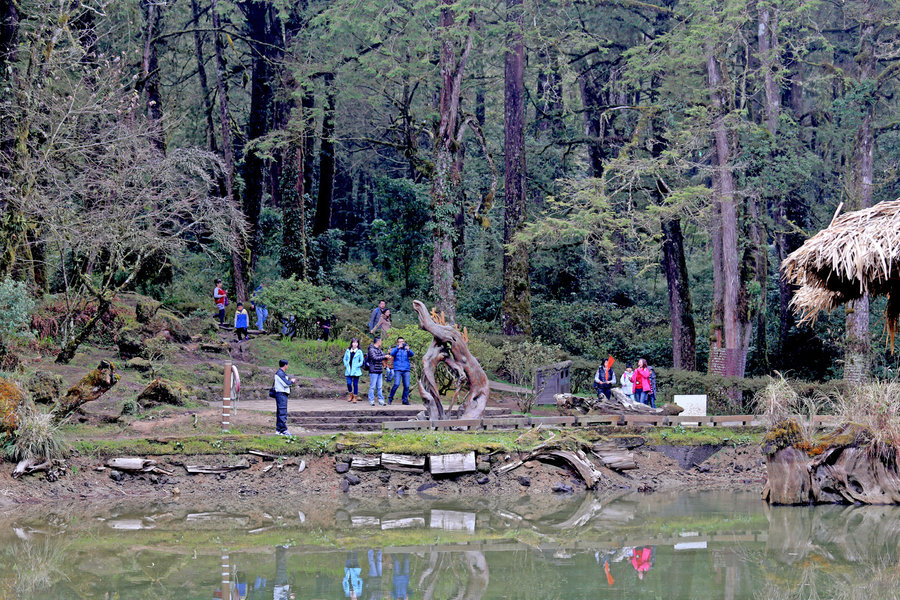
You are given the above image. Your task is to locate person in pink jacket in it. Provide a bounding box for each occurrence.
[631,546,654,580]
[632,359,651,406]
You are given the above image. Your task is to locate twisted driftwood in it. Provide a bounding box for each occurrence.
[413,300,489,420]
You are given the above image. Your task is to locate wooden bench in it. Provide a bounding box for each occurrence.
[529,416,577,428]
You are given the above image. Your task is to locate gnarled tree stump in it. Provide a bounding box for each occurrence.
[413,300,489,420]
[52,360,119,424]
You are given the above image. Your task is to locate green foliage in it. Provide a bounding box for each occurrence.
[8,405,69,462]
[256,278,339,338]
[0,278,35,340]
[369,178,431,296]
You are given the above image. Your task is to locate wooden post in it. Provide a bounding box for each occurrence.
[222,361,232,431]
[221,553,231,599]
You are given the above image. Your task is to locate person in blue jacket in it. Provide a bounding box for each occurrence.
[234,302,249,340]
[343,338,364,403]
[250,284,268,331]
[388,337,414,405]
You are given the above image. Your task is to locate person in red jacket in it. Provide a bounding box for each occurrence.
[632,359,651,406]
[631,546,654,580]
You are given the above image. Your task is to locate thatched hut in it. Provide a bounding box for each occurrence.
[781,199,900,349]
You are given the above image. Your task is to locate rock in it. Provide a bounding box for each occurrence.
[109,470,124,482]
[125,357,153,372]
[0,377,26,433]
[149,474,159,484]
[552,482,574,494]
[200,341,229,355]
[136,378,187,408]
[340,479,350,493]
[663,403,685,416]
[524,460,538,469]
[517,476,531,487]
[117,327,146,359]
[417,482,438,493]
[378,471,392,483]
[135,299,160,324]
[476,475,489,485]
[27,372,64,404]
[345,474,361,486]
[695,463,711,473]
[476,461,491,474]
[335,462,350,474]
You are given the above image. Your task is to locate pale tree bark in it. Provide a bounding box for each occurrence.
[211,0,248,301]
[500,0,531,336]
[430,0,475,322]
[707,52,748,378]
[845,21,876,383]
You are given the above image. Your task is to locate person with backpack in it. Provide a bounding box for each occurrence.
[233,302,249,340]
[647,363,658,408]
[213,278,227,325]
[368,300,386,332]
[388,337,415,405]
[272,359,296,436]
[593,357,616,400]
[365,338,386,406]
[344,338,364,403]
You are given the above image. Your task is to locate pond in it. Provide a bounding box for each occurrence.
[0,491,898,599]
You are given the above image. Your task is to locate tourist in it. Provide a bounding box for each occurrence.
[371,308,392,335]
[366,549,384,600]
[213,278,227,325]
[390,553,410,600]
[233,302,249,340]
[367,337,386,406]
[620,364,634,400]
[273,544,293,600]
[272,359,296,436]
[250,283,267,330]
[344,338,364,403]
[631,546,655,580]
[647,363,658,408]
[633,359,651,406]
[388,337,415,405]
[343,551,363,599]
[368,300,386,332]
[593,357,616,400]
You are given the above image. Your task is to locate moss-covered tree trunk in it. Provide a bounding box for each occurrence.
[500,0,531,336]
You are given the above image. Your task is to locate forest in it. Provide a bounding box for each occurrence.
[1,0,899,388]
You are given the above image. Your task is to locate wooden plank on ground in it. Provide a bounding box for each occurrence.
[576,414,623,426]
[351,456,381,470]
[429,452,476,475]
[622,415,665,426]
[530,416,577,428]
[711,415,753,426]
[483,417,529,430]
[381,453,426,472]
[430,419,482,430]
[383,421,426,431]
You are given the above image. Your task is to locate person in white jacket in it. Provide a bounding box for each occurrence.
[620,364,635,401]
[272,359,296,435]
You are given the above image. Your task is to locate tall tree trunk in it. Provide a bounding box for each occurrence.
[211,0,248,301]
[845,22,876,383]
[190,0,218,153]
[430,0,474,322]
[662,217,697,371]
[578,69,605,178]
[243,0,278,274]
[140,0,165,154]
[707,53,747,378]
[500,0,531,336]
[313,72,336,236]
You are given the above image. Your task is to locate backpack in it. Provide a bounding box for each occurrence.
[362,352,370,372]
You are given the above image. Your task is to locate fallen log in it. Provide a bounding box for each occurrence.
[555,390,662,416]
[499,447,603,489]
[429,452,476,475]
[106,457,175,476]
[12,458,67,481]
[185,459,250,475]
[351,456,381,470]
[248,450,283,461]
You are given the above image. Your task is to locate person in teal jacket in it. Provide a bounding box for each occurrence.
[343,338,364,403]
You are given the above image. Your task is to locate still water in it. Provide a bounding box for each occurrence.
[0,491,898,599]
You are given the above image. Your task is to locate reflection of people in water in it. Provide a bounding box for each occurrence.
[366,549,384,600]
[344,551,363,599]
[390,553,410,600]
[274,545,295,600]
[631,547,655,580]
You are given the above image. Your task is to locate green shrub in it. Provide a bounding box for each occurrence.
[0,278,35,341]
[8,405,69,462]
[256,278,339,338]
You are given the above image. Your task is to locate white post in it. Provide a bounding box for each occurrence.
[221,553,231,599]
[222,361,232,431]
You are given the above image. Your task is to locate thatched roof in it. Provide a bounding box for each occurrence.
[782,200,900,348]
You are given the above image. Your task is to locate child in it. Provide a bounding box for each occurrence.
[234,302,249,340]
[213,279,227,325]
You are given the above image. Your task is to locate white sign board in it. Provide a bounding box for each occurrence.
[673,394,707,426]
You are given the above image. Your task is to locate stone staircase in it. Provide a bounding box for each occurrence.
[287,407,513,432]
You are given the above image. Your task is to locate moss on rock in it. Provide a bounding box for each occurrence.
[27,371,65,404]
[136,378,188,408]
[0,377,25,433]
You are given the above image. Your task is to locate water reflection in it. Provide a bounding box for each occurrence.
[2,493,900,599]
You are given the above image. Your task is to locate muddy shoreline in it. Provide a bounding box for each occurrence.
[0,443,766,508]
